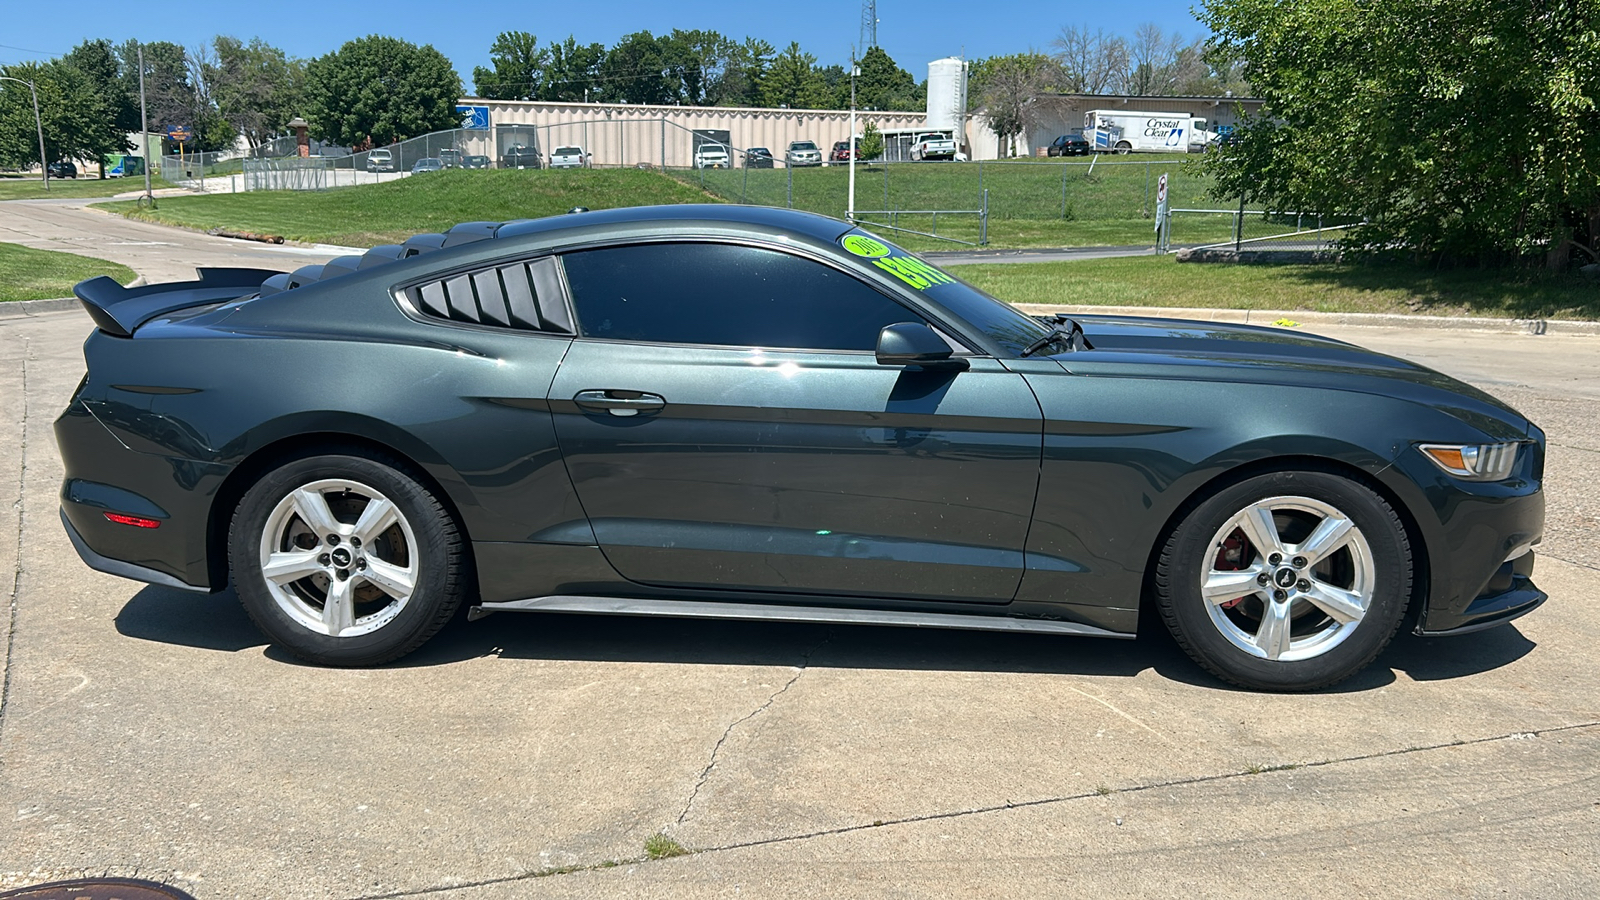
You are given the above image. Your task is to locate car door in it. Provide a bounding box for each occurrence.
[547,240,1044,603]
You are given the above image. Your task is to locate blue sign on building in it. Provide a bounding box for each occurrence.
[457,105,490,130]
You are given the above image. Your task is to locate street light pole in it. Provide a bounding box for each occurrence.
[138,43,152,204]
[848,56,859,223]
[0,75,48,192]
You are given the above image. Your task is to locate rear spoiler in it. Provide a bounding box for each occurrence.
[74,268,280,337]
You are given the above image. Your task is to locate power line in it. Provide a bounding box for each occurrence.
[0,42,59,57]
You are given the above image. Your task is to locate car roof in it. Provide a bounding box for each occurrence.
[496,204,853,245]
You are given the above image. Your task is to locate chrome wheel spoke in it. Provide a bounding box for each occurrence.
[352,496,399,546]
[323,575,356,636]
[1303,579,1365,625]
[1202,567,1265,606]
[1254,598,1294,660]
[1236,503,1286,558]
[1296,514,1355,567]
[359,558,415,601]
[262,549,323,586]
[291,488,342,538]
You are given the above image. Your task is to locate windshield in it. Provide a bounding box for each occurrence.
[837,229,1055,356]
[792,142,817,151]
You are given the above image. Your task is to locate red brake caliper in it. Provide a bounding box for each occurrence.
[1213,529,1252,610]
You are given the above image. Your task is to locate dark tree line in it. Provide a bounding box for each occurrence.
[472,31,924,111]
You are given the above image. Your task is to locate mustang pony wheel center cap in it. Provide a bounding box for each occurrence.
[1274,567,1299,589]
[331,547,353,568]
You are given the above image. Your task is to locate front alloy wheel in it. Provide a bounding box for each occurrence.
[230,453,466,666]
[1156,470,1411,691]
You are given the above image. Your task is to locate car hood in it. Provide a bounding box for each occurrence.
[1056,315,1531,438]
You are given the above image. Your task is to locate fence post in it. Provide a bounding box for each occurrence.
[1061,163,1068,219]
[742,158,749,204]
[980,189,989,246]
[1144,163,1151,218]
[787,163,793,209]
[882,164,888,213]
[1235,196,1245,252]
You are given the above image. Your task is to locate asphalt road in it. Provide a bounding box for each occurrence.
[0,306,1595,899]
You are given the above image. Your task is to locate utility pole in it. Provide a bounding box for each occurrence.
[848,55,859,222]
[0,75,48,192]
[138,43,153,204]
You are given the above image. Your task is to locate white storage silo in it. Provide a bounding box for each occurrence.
[925,58,968,133]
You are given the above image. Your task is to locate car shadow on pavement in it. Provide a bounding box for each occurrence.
[112,585,1536,690]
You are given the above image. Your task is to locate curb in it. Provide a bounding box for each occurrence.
[1012,303,1600,336]
[0,277,143,320]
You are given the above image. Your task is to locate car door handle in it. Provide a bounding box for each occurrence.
[573,390,666,417]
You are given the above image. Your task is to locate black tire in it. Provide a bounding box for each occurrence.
[229,452,466,666]
[1154,470,1412,691]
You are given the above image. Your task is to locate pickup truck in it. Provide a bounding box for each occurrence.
[549,145,590,169]
[501,145,542,169]
[909,133,958,161]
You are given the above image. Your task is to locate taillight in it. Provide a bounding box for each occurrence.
[104,512,161,529]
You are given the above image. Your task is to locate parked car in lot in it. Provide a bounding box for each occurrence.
[501,145,542,169]
[785,140,822,167]
[909,133,958,161]
[366,149,395,172]
[744,147,775,168]
[1047,132,1092,156]
[693,142,731,169]
[830,140,860,163]
[549,146,590,169]
[47,161,77,179]
[411,158,444,173]
[462,155,490,169]
[58,205,1548,690]
[438,149,463,168]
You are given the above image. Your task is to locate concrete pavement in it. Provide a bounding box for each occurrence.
[0,198,344,285]
[0,307,1595,898]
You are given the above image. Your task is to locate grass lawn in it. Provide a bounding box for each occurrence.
[96,168,717,246]
[954,255,1600,320]
[0,242,136,302]
[0,174,175,201]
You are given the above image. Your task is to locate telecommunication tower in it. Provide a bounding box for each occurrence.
[860,0,879,50]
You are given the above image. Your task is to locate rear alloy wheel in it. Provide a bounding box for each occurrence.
[1155,471,1411,691]
[230,454,465,666]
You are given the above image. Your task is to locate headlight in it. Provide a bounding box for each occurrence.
[1417,442,1521,481]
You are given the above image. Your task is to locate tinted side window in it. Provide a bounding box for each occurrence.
[561,242,924,351]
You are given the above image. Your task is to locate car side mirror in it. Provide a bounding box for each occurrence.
[876,323,967,369]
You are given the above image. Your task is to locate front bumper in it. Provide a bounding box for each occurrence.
[1416,550,1545,636]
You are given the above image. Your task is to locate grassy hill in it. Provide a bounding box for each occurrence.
[0,242,136,302]
[96,168,720,247]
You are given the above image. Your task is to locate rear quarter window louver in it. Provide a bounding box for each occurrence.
[404,258,573,334]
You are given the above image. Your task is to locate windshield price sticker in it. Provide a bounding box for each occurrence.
[841,234,955,290]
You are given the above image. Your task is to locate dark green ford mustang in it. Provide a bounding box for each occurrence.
[56,205,1545,690]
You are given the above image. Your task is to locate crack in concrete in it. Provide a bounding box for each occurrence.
[673,630,832,828]
[1543,552,1600,573]
[1547,439,1600,455]
[337,720,1600,900]
[0,337,29,764]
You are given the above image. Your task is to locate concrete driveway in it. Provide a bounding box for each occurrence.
[1,303,1595,898]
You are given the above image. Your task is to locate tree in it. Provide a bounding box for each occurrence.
[121,41,195,146]
[855,46,918,110]
[858,120,884,160]
[304,35,462,147]
[759,43,827,109]
[1200,0,1600,267]
[543,37,606,102]
[64,39,136,175]
[0,60,122,168]
[473,31,545,101]
[600,32,673,104]
[1051,26,1127,94]
[205,37,302,149]
[971,53,1062,155]
[708,38,773,107]
[1125,23,1185,95]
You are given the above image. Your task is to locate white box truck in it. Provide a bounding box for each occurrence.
[1084,110,1216,154]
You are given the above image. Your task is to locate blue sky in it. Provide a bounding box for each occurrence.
[1,1,1209,81]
